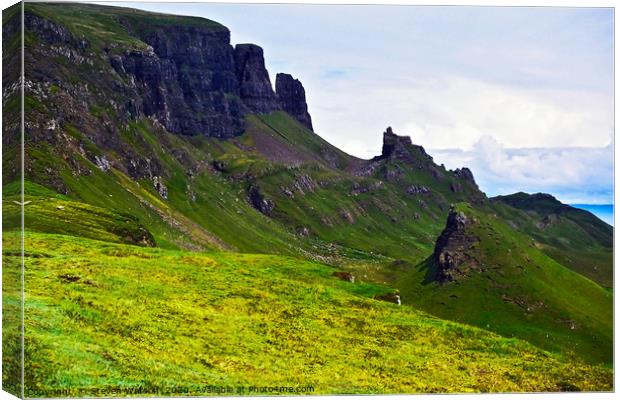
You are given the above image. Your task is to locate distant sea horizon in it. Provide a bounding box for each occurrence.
[570,204,614,226]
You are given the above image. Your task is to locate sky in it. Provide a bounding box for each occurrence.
[104,2,613,204]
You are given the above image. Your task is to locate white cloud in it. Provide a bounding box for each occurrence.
[431,137,614,204]
[310,75,612,155]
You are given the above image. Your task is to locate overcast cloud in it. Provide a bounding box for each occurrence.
[106,2,613,204]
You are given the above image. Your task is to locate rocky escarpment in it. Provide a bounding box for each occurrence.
[117,22,315,135]
[432,207,479,283]
[234,44,279,114]
[2,4,23,185]
[16,4,319,192]
[116,21,245,138]
[276,73,313,130]
[22,5,315,140]
[454,167,477,188]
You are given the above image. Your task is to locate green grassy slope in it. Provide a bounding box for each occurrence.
[21,117,311,254]
[3,181,155,246]
[21,109,473,265]
[397,203,613,365]
[2,230,612,395]
[489,193,613,287]
[2,233,22,398]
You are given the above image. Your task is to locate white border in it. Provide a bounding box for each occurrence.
[0,0,616,399]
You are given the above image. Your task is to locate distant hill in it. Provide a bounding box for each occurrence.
[490,193,613,287]
[570,204,613,226]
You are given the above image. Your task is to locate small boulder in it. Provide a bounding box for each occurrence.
[340,209,355,224]
[248,185,275,216]
[212,160,227,172]
[374,291,401,305]
[332,271,355,283]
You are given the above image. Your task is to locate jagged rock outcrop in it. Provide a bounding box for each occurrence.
[234,44,279,113]
[378,127,432,163]
[380,127,411,159]
[276,73,313,130]
[248,185,275,216]
[454,167,478,188]
[432,207,479,283]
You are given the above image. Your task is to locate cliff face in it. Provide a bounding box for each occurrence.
[116,22,245,137]
[22,5,314,140]
[380,127,417,160]
[276,73,313,130]
[115,26,316,134]
[2,4,22,184]
[234,44,279,114]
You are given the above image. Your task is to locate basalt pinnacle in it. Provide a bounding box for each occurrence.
[432,206,479,283]
[234,44,279,114]
[276,73,313,131]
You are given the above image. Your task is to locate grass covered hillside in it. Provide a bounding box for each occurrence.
[2,228,613,395]
[490,193,613,288]
[396,203,612,366]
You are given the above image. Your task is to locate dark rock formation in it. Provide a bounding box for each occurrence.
[378,127,432,163]
[117,23,246,138]
[248,185,275,215]
[22,6,316,143]
[454,167,478,188]
[381,127,412,159]
[276,73,313,130]
[454,167,474,182]
[212,160,228,172]
[432,207,479,283]
[234,44,279,113]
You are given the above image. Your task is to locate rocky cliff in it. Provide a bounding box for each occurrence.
[234,43,279,114]
[20,4,314,141]
[116,20,245,137]
[276,73,313,130]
